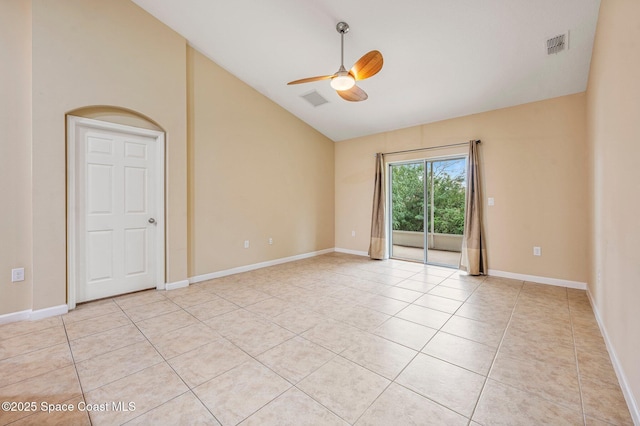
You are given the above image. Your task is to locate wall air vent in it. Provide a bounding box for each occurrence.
[301,90,329,107]
[547,32,568,55]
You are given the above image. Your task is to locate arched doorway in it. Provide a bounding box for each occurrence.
[66,107,166,309]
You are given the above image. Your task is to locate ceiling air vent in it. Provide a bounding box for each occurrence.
[547,32,568,55]
[301,90,329,107]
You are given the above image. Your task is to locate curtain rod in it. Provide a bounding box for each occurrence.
[381,139,480,156]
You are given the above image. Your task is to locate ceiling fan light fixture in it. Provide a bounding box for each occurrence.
[330,71,355,91]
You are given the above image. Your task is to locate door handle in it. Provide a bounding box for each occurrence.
[148,218,156,224]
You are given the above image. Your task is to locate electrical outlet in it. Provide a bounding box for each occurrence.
[351,230,356,237]
[268,238,273,245]
[488,197,495,206]
[244,240,250,249]
[533,246,541,256]
[11,268,25,282]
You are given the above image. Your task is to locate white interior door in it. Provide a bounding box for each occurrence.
[68,116,165,305]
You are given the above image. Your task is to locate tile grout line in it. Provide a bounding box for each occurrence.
[97,298,186,422]
[466,278,525,423]
[292,383,354,425]
[111,295,226,412]
[567,291,589,426]
[61,312,93,426]
[295,260,408,425]
[401,273,489,423]
[351,267,476,424]
[123,303,225,425]
[0,320,61,344]
[3,318,95,425]
[481,287,592,418]
[168,301,311,424]
[242,262,452,424]
[191,285,357,424]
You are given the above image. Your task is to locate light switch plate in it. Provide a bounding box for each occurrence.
[488,197,495,206]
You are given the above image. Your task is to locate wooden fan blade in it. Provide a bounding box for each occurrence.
[287,75,333,85]
[337,85,368,102]
[350,50,383,81]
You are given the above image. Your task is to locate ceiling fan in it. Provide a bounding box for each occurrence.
[287,22,383,102]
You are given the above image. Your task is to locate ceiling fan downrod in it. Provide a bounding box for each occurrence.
[336,21,350,70]
[331,22,355,90]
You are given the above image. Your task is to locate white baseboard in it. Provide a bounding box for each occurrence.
[0,304,68,325]
[30,304,68,320]
[586,290,640,425]
[165,279,189,291]
[189,248,335,284]
[334,247,369,257]
[0,309,31,325]
[488,269,587,290]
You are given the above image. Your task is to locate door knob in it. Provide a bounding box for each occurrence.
[148,218,156,224]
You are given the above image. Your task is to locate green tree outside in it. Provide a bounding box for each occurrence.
[391,163,425,232]
[391,160,466,235]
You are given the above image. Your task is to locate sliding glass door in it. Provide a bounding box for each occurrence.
[389,157,467,267]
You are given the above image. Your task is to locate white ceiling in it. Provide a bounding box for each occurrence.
[132,0,601,142]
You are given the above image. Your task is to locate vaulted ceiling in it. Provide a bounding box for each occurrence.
[132,0,601,141]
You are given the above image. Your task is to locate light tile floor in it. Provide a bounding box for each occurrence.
[0,253,633,425]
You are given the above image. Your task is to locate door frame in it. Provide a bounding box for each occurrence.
[387,154,468,266]
[66,115,166,309]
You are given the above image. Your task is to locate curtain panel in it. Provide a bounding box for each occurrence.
[460,140,487,275]
[368,153,386,260]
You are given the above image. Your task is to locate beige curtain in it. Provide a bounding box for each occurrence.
[460,140,487,275]
[368,153,386,260]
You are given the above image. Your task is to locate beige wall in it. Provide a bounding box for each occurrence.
[336,93,589,283]
[0,0,33,315]
[586,0,640,412]
[0,0,189,315]
[187,47,335,276]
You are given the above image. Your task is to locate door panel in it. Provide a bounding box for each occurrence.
[87,230,114,282]
[124,228,147,276]
[87,164,113,214]
[124,141,147,159]
[124,167,147,213]
[426,158,466,267]
[389,162,425,262]
[87,135,113,155]
[76,124,160,303]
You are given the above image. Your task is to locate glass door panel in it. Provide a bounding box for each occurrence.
[426,158,466,267]
[389,162,425,262]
